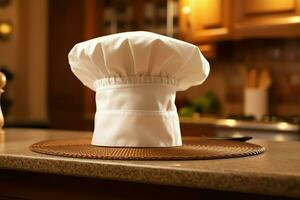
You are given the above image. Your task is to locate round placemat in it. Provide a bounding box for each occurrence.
[30,137,265,160]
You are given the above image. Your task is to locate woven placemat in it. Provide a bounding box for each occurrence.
[30,137,265,160]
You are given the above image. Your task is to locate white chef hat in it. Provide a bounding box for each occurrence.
[68,31,209,147]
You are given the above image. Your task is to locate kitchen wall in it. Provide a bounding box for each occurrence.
[0,0,21,120]
[0,0,48,123]
[178,38,300,117]
[1,0,299,125]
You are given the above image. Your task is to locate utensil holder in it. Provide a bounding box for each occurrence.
[244,88,268,120]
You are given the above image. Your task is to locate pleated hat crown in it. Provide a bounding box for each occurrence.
[68,31,209,147]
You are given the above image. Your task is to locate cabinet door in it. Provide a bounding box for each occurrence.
[179,0,232,42]
[48,0,86,130]
[234,0,300,38]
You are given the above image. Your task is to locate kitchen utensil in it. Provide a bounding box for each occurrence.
[247,68,258,88]
[210,136,252,142]
[258,68,272,90]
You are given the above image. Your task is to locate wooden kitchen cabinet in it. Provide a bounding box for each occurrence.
[233,0,300,38]
[179,0,300,43]
[179,0,232,43]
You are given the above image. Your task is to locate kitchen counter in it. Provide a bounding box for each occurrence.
[180,117,300,132]
[180,117,300,141]
[0,128,299,199]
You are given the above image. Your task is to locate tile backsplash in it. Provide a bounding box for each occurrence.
[177,38,300,117]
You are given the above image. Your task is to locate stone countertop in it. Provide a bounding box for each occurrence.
[0,128,299,198]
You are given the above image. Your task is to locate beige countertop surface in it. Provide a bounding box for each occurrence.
[0,128,299,198]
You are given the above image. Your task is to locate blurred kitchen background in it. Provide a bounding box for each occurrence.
[0,0,299,141]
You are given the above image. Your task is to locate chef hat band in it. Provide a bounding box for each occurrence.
[93,78,181,147]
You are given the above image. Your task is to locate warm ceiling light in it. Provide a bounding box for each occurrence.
[0,22,12,39]
[182,6,191,14]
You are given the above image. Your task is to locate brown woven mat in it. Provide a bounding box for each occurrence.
[30,137,265,160]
